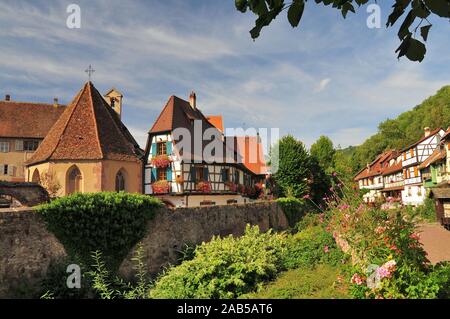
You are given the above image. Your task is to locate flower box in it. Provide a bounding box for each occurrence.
[151,155,171,168]
[152,180,169,194]
[196,181,212,193]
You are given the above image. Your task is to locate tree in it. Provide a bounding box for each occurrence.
[310,135,335,173]
[271,135,311,198]
[271,135,330,202]
[235,0,450,62]
[40,170,61,199]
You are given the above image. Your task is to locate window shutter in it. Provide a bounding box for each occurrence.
[151,168,157,182]
[190,166,196,183]
[203,167,209,181]
[414,166,418,177]
[151,143,157,157]
[221,169,227,182]
[8,165,14,176]
[15,140,23,151]
[166,141,172,155]
[166,166,172,182]
[0,165,3,175]
[403,153,406,160]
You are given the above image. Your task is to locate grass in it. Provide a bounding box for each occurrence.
[240,264,350,299]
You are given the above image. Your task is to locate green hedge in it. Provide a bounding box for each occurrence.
[38,192,162,271]
[277,197,307,227]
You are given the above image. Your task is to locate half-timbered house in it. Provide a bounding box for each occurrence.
[354,151,393,203]
[428,128,450,229]
[143,92,266,207]
[381,151,404,204]
[401,127,445,206]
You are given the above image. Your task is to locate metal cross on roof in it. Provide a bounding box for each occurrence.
[85,65,95,81]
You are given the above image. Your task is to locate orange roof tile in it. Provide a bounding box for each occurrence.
[234,136,268,175]
[0,101,66,139]
[26,82,143,166]
[206,115,224,133]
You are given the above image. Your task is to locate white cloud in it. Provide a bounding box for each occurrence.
[314,78,331,93]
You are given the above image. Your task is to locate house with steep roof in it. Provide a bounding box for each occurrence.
[428,128,450,229]
[143,91,266,207]
[25,81,144,196]
[0,96,66,182]
[354,150,393,203]
[381,151,404,203]
[401,127,445,206]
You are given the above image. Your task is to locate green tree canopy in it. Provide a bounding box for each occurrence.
[310,135,336,173]
[235,0,450,62]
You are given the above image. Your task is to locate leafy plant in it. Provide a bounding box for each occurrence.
[38,192,162,271]
[277,197,307,227]
[149,225,288,299]
[235,0,450,62]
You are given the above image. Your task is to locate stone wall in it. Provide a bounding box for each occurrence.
[119,201,289,277]
[0,201,288,298]
[0,181,49,207]
[0,208,66,298]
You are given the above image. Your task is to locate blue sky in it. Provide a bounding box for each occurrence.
[0,0,449,149]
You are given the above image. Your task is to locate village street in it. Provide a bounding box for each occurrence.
[419,224,450,264]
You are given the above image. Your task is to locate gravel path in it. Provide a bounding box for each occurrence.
[418,223,450,264]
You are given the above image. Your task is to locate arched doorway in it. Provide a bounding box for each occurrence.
[115,169,126,192]
[67,166,82,195]
[31,169,41,184]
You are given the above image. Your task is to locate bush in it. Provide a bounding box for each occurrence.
[38,192,162,271]
[277,197,307,227]
[149,225,287,299]
[283,226,345,270]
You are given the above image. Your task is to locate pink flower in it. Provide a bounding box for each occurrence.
[303,194,310,199]
[332,172,337,177]
[351,273,364,285]
[409,233,420,241]
[377,260,397,279]
[375,226,386,234]
[339,204,350,210]
[324,245,329,253]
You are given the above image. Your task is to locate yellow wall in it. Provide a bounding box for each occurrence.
[26,159,142,196]
[0,138,38,182]
[101,160,142,193]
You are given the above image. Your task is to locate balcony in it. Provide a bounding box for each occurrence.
[403,157,417,167]
[360,183,384,190]
[404,176,422,185]
[384,180,404,189]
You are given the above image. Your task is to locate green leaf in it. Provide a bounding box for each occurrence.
[424,0,450,18]
[287,0,305,27]
[420,24,432,42]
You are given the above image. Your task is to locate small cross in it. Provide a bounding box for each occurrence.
[85,65,95,81]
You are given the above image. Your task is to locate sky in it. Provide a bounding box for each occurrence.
[0,0,449,149]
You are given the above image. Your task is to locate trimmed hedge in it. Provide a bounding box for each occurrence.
[38,192,162,271]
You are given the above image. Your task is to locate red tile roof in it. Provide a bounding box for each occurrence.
[206,115,224,133]
[26,82,143,166]
[354,150,395,181]
[0,101,66,139]
[234,136,268,175]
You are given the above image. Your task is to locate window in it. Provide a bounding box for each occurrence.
[157,168,167,181]
[23,140,39,151]
[0,142,9,153]
[196,166,205,181]
[221,168,230,182]
[2,165,8,175]
[157,142,167,155]
[67,166,82,195]
[115,170,126,192]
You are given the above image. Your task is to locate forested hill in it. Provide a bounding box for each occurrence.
[347,85,450,172]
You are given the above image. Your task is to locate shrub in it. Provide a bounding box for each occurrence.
[38,192,162,271]
[149,225,287,299]
[277,197,307,227]
[283,226,346,270]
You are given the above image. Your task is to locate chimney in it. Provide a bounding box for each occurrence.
[189,91,196,110]
[5,94,10,101]
[53,98,59,107]
[366,163,370,172]
[424,127,431,137]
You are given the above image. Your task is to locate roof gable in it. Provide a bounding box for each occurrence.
[27,82,143,166]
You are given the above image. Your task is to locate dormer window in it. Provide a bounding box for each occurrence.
[110,97,115,108]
